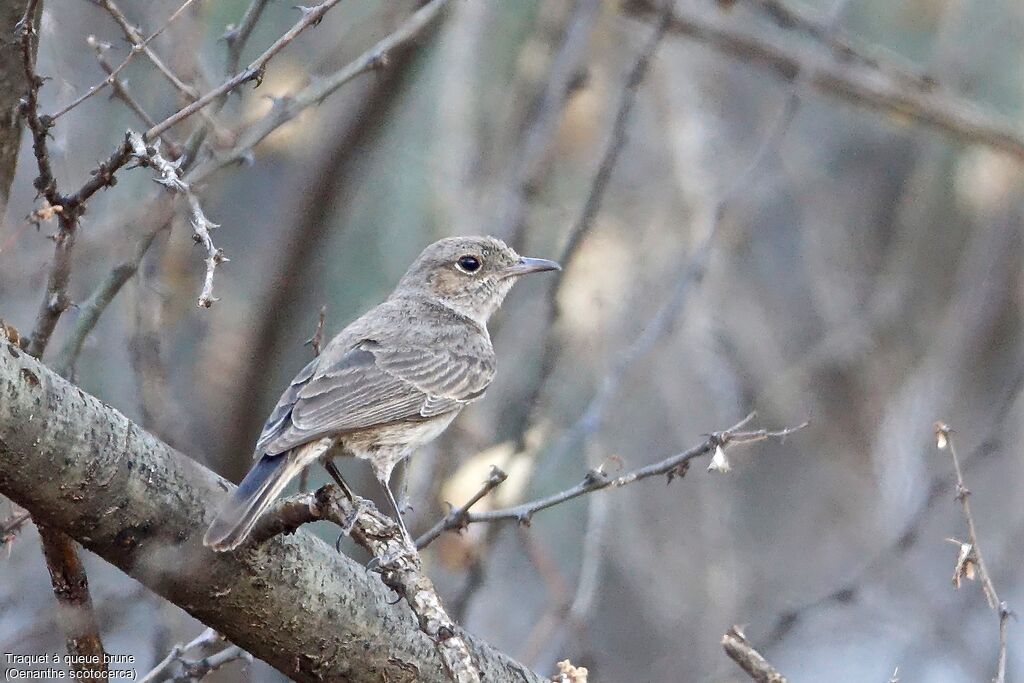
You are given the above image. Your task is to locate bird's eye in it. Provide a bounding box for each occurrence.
[456,255,481,273]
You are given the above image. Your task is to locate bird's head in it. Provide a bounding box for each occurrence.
[395,236,561,325]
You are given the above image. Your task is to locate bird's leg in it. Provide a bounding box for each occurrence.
[381,478,412,543]
[323,459,355,501]
[396,458,413,515]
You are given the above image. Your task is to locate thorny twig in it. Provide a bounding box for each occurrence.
[224,0,273,76]
[37,0,448,403]
[425,415,806,532]
[415,466,509,549]
[88,35,182,155]
[145,0,345,141]
[19,0,133,357]
[139,627,251,683]
[251,486,483,683]
[935,422,1012,683]
[722,626,788,683]
[127,131,227,307]
[51,0,203,120]
[186,0,452,182]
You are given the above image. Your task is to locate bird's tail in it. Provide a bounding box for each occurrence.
[203,453,305,552]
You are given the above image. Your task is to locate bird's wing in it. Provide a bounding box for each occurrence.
[255,340,494,457]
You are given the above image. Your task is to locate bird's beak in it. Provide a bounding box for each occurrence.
[502,256,562,278]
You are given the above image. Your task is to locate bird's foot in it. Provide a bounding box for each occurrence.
[332,498,369,552]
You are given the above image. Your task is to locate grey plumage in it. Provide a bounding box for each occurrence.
[204,236,559,551]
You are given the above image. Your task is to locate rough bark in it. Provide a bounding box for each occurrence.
[0,337,545,683]
[0,1,32,219]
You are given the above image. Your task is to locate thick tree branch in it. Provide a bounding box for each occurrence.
[0,1,32,218]
[0,333,545,683]
[252,486,483,682]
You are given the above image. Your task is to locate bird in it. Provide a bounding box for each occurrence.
[204,235,560,551]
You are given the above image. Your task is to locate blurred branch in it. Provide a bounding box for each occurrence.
[95,0,199,100]
[935,422,1011,683]
[733,0,934,92]
[252,485,484,683]
[426,415,806,531]
[491,0,602,246]
[223,0,273,76]
[763,358,1024,647]
[51,0,202,121]
[53,199,174,377]
[0,335,546,683]
[722,626,788,683]
[140,628,251,683]
[35,523,108,679]
[625,0,1024,163]
[518,2,672,441]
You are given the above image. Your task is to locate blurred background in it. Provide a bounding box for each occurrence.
[2,0,1024,681]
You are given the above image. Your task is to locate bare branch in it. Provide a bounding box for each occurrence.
[53,198,175,377]
[935,422,1012,683]
[127,131,227,307]
[96,0,199,100]
[624,0,1024,163]
[431,416,807,530]
[145,0,345,141]
[88,35,183,156]
[722,626,788,683]
[761,339,1024,651]
[50,0,203,121]
[223,0,273,76]
[734,0,934,93]
[140,628,251,683]
[416,466,508,549]
[1,508,31,548]
[490,0,602,246]
[186,0,452,184]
